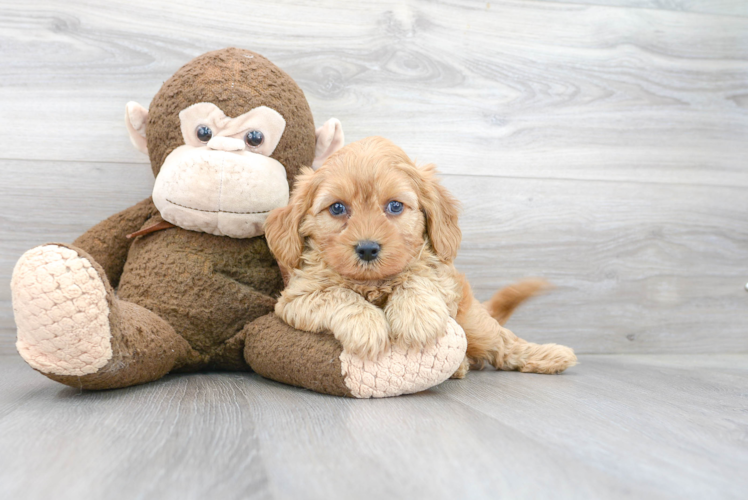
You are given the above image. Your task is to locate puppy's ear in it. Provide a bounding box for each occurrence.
[265,168,320,271]
[416,164,462,263]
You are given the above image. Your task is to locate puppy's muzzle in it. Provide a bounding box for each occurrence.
[355,240,380,262]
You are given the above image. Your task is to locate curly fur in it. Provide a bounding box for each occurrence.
[265,137,577,375]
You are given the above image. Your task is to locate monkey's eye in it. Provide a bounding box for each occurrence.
[245,130,264,148]
[386,201,404,215]
[329,202,347,217]
[196,125,212,143]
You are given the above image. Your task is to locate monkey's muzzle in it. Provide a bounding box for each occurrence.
[152,146,290,238]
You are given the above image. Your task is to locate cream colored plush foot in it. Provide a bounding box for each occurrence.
[340,318,467,398]
[11,244,113,376]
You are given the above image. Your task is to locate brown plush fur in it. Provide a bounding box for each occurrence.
[266,137,577,374]
[42,244,199,390]
[243,314,351,397]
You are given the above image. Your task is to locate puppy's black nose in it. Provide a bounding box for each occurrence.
[355,241,381,262]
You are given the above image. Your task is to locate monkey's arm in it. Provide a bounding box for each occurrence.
[73,197,159,288]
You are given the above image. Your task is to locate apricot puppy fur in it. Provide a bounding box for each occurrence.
[265,137,577,375]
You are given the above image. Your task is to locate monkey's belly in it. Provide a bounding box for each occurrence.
[117,226,283,356]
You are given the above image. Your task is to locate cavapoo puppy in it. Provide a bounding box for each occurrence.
[265,137,576,376]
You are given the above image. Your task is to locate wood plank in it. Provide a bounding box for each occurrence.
[238,370,662,499]
[0,0,746,186]
[436,354,748,499]
[446,173,748,354]
[533,0,748,17]
[0,366,274,499]
[0,354,745,499]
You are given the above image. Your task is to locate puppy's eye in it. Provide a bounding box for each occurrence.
[245,130,264,148]
[329,202,347,216]
[386,200,404,215]
[196,125,213,143]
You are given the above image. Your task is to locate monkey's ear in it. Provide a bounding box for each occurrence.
[125,101,149,155]
[312,118,344,170]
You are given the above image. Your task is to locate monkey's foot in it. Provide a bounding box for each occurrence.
[340,318,467,398]
[12,244,113,376]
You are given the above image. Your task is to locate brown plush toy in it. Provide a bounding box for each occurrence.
[10,48,470,397]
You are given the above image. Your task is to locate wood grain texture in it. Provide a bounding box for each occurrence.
[1,0,747,354]
[532,0,748,17]
[450,174,748,353]
[1,354,746,499]
[2,0,747,185]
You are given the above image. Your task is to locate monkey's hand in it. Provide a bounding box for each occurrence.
[73,197,159,288]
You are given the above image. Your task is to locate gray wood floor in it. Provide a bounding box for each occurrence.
[1,1,747,499]
[1,353,746,500]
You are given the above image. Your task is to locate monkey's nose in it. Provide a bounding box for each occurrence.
[355,241,381,262]
[206,136,245,152]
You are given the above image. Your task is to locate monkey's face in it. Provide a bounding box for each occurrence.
[125,48,344,239]
[152,103,290,239]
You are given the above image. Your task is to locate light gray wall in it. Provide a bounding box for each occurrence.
[1,0,746,355]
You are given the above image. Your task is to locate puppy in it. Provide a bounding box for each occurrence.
[265,137,577,376]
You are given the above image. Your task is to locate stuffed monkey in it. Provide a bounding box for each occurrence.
[11,48,467,397]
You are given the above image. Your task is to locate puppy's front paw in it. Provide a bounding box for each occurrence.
[330,305,390,360]
[386,297,449,350]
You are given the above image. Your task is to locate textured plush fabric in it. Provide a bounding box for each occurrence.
[13,244,197,390]
[145,47,316,188]
[244,314,468,398]
[117,210,282,366]
[46,297,198,391]
[73,197,159,288]
[13,244,112,376]
[125,101,149,154]
[340,318,467,398]
[153,146,290,238]
[243,313,351,397]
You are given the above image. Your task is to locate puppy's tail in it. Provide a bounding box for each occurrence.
[482,278,551,325]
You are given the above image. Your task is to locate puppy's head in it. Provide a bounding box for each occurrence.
[265,136,461,280]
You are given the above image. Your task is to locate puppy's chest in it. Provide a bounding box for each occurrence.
[349,283,394,308]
